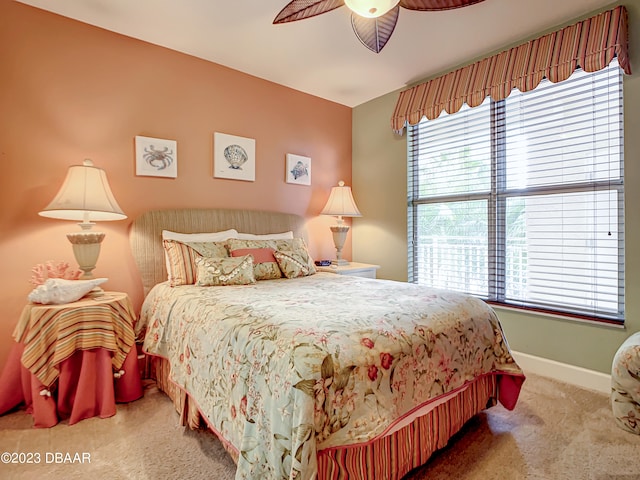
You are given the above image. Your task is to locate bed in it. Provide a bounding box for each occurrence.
[130,208,525,480]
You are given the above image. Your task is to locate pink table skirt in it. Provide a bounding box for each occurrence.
[0,343,143,428]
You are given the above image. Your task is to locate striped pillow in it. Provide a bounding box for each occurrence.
[163,240,229,286]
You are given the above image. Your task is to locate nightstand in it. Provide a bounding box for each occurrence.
[317,262,381,279]
[0,291,143,427]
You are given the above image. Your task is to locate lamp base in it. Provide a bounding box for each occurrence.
[329,225,350,267]
[331,259,350,266]
[67,231,105,279]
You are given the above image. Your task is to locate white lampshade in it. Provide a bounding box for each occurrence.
[320,181,362,218]
[39,159,126,223]
[344,0,400,18]
[321,181,362,266]
[39,159,126,279]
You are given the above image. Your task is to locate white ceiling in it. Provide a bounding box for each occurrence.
[18,0,616,107]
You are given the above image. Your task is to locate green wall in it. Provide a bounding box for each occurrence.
[351,1,640,374]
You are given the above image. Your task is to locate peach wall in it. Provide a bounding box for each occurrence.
[0,2,352,369]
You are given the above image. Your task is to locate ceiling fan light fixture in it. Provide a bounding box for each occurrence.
[344,0,400,18]
[273,0,486,53]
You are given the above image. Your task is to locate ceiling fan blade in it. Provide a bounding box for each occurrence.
[351,7,399,53]
[400,0,485,11]
[274,0,345,24]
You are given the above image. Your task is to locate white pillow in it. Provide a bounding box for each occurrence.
[162,229,239,242]
[237,231,294,240]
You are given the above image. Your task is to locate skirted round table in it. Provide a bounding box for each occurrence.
[0,291,143,427]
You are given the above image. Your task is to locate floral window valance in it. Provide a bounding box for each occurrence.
[391,5,631,134]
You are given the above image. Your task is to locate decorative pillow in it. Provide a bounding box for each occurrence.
[185,241,230,258]
[274,250,312,278]
[237,231,294,240]
[162,230,237,282]
[274,239,317,278]
[227,239,284,280]
[195,255,256,286]
[163,240,229,286]
[227,238,315,280]
[162,229,239,242]
[231,247,277,264]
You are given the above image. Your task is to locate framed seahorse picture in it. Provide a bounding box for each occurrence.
[285,153,311,186]
[135,135,178,178]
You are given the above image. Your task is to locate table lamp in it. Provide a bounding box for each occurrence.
[39,159,127,279]
[320,181,362,265]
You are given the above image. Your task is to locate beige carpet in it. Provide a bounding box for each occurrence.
[0,374,638,480]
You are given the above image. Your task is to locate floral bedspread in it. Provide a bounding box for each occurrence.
[139,273,523,480]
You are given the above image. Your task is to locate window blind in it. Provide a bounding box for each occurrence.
[408,59,624,322]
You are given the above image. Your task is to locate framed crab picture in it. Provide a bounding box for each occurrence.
[213,132,256,182]
[135,135,177,178]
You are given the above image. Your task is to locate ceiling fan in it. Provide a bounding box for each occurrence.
[274,0,486,53]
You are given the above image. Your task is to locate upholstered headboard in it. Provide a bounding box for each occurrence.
[129,208,307,296]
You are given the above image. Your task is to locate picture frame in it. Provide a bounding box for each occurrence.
[135,135,177,178]
[285,153,311,186]
[213,132,256,182]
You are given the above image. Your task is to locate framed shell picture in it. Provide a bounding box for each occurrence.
[213,132,256,182]
[135,135,177,178]
[286,154,311,185]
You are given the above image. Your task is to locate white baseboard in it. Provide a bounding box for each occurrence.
[511,351,611,395]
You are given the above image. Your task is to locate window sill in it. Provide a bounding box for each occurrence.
[489,303,626,330]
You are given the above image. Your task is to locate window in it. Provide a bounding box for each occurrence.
[408,59,624,323]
